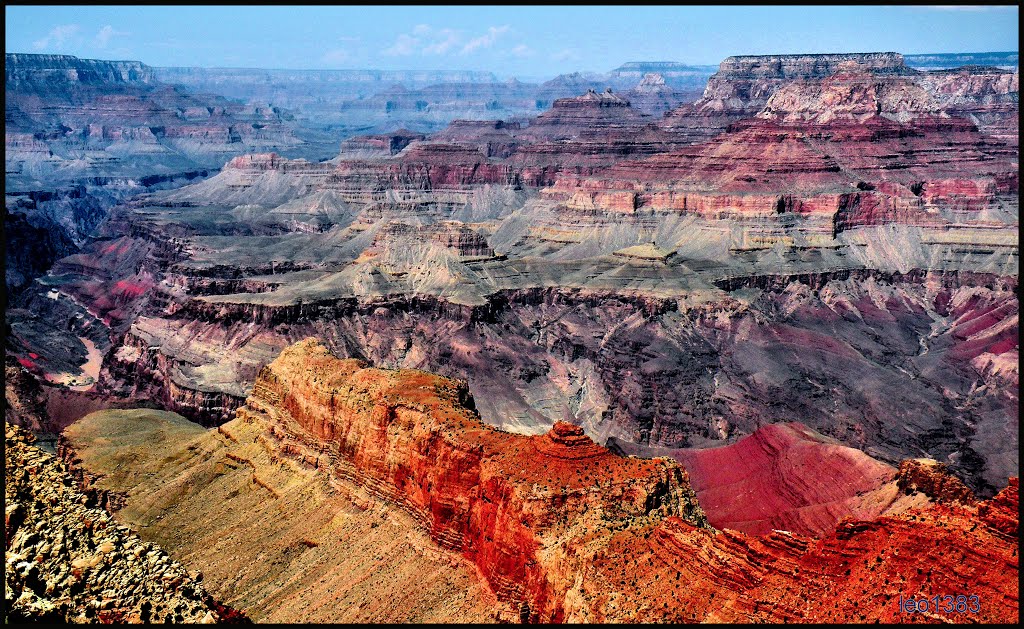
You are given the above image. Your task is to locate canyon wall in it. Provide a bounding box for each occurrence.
[235,338,707,621]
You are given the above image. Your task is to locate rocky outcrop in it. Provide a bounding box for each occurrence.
[4,359,52,434]
[3,422,246,623]
[568,480,1019,622]
[429,120,521,158]
[337,129,427,158]
[236,338,707,621]
[675,52,911,126]
[897,458,976,504]
[516,88,651,142]
[978,477,1018,537]
[623,73,697,115]
[757,68,940,124]
[370,221,495,259]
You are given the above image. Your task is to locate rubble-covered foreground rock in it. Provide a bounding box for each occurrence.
[3,421,248,624]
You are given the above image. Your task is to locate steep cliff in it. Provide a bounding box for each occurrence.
[234,338,707,621]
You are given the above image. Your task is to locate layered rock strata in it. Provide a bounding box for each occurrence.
[659,52,1018,144]
[662,423,934,536]
[234,339,707,621]
[61,409,500,623]
[8,52,1017,512]
[570,478,1019,622]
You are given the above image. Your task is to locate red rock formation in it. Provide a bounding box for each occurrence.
[236,338,708,622]
[572,482,1018,622]
[896,458,975,504]
[674,422,912,536]
[548,111,1014,228]
[516,88,650,141]
[429,120,520,158]
[978,477,1018,537]
[226,339,1018,623]
[655,53,907,143]
[658,52,1018,147]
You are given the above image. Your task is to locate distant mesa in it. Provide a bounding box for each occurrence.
[5,53,156,86]
[716,52,911,79]
[612,243,676,262]
[554,87,631,108]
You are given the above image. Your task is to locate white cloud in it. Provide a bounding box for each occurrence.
[32,24,81,51]
[383,24,460,56]
[460,25,510,55]
[423,28,460,55]
[383,33,419,56]
[510,44,535,58]
[321,48,350,65]
[384,24,516,57]
[94,25,129,48]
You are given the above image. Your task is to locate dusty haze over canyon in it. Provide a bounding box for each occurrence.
[4,5,1019,624]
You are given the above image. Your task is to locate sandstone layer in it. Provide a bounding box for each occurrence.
[231,338,707,621]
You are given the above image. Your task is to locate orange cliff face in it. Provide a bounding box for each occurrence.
[235,338,708,623]
[234,339,1019,623]
[577,478,1018,622]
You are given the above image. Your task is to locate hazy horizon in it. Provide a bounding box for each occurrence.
[5,5,1019,80]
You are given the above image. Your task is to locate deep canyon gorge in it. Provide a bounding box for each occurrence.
[4,38,1019,624]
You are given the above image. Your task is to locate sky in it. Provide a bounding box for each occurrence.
[5,5,1019,80]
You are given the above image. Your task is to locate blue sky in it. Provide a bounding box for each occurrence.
[5,5,1019,79]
